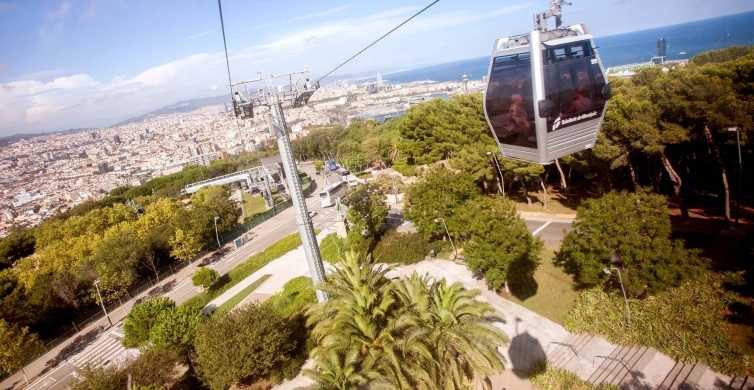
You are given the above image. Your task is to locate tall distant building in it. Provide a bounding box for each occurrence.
[657,37,667,58]
[653,37,668,64]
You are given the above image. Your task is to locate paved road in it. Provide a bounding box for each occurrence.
[525,219,573,248]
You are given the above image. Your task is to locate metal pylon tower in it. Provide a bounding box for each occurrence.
[269,95,327,302]
[228,71,326,302]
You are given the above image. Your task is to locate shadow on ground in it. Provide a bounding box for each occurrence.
[42,327,103,374]
[508,317,547,379]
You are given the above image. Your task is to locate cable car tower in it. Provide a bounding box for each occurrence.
[483,0,610,164]
[230,72,327,302]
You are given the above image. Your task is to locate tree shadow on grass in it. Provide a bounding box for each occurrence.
[210,274,231,292]
[508,255,539,300]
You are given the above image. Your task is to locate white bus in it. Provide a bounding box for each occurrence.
[319,180,347,208]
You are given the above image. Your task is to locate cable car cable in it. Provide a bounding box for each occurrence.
[316,0,441,84]
[217,0,242,130]
[217,0,233,100]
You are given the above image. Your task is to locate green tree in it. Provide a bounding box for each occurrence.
[126,348,183,388]
[193,304,301,390]
[395,274,507,387]
[0,229,36,271]
[192,267,219,290]
[122,297,175,348]
[302,349,375,390]
[149,306,202,357]
[405,166,480,240]
[169,228,204,262]
[341,152,368,172]
[70,366,127,390]
[343,183,388,243]
[397,94,493,166]
[457,196,541,294]
[314,160,324,174]
[0,319,43,382]
[556,190,705,297]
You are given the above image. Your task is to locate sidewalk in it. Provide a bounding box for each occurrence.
[390,259,744,390]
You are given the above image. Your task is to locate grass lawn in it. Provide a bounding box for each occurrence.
[530,362,619,390]
[506,250,578,324]
[242,192,268,216]
[182,232,303,311]
[212,274,272,317]
[267,276,316,317]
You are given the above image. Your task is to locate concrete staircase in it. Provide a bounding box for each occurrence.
[544,332,754,390]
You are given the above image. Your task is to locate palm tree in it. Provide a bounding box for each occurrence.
[303,348,375,390]
[306,251,507,389]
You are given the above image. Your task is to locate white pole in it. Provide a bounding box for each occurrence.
[94,280,113,327]
[214,216,221,248]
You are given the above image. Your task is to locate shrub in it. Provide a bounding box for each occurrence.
[556,190,705,297]
[193,304,302,389]
[192,267,219,290]
[122,297,175,348]
[564,275,751,375]
[372,231,429,265]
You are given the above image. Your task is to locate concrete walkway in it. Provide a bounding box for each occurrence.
[390,259,750,390]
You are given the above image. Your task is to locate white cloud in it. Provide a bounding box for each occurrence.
[186,30,213,40]
[290,4,351,22]
[26,104,64,123]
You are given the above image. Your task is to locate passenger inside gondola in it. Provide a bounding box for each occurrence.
[485,53,537,148]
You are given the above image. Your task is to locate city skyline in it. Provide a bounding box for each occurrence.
[1,0,754,136]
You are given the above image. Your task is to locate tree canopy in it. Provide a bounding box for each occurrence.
[193,303,302,390]
[457,196,542,293]
[556,190,705,297]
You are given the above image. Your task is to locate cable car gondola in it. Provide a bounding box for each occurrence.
[483,0,610,164]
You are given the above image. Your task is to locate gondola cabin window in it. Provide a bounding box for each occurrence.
[541,41,608,133]
[485,52,537,149]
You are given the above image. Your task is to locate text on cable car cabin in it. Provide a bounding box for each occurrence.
[541,41,608,133]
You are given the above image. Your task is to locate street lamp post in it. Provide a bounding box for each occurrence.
[213,216,221,249]
[487,152,506,197]
[93,279,113,327]
[728,127,743,224]
[434,217,457,260]
[603,266,630,326]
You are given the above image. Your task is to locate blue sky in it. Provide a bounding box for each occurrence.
[1,0,753,136]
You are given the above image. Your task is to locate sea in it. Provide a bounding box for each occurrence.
[382,11,754,84]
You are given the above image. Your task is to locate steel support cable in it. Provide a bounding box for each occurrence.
[316,0,441,83]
